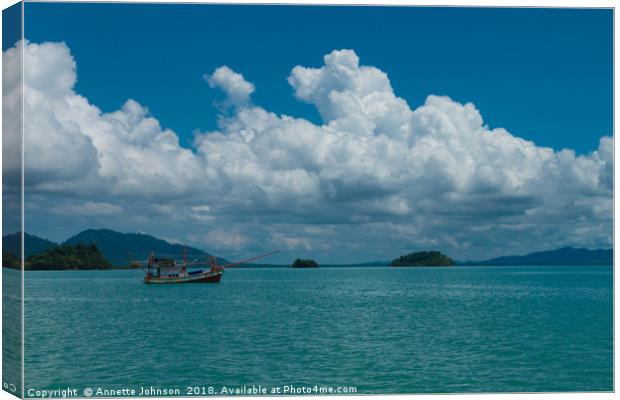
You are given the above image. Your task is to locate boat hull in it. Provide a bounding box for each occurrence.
[144,270,223,284]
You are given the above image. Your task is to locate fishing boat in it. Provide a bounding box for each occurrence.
[140,250,280,284]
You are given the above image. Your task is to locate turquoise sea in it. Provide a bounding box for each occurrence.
[15,266,613,395]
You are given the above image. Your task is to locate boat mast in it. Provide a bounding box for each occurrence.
[220,250,281,268]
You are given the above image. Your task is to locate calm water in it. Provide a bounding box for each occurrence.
[19,266,613,395]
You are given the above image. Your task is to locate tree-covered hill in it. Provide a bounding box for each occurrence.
[391,251,454,267]
[291,258,320,268]
[27,244,112,270]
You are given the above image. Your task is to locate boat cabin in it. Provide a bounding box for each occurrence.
[149,258,189,278]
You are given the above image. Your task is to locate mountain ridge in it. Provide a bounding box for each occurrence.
[1,230,613,267]
[63,228,224,266]
[459,246,613,266]
[3,232,57,258]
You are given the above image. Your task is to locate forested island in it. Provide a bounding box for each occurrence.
[4,244,112,270]
[391,251,454,267]
[292,258,320,268]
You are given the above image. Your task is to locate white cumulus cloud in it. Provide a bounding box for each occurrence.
[5,41,206,198]
[204,66,255,107]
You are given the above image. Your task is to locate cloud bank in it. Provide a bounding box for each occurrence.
[3,41,612,261]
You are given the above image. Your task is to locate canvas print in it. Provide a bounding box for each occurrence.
[2,2,614,397]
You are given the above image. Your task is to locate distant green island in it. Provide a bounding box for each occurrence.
[292,258,319,268]
[391,251,455,267]
[4,243,112,270]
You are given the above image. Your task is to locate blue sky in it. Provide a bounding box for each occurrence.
[25,4,612,153]
[5,4,613,262]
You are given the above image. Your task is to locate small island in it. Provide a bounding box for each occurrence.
[26,244,113,270]
[391,251,454,267]
[291,258,319,268]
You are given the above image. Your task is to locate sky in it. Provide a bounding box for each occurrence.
[2,4,613,263]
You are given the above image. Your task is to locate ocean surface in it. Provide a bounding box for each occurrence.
[17,266,613,395]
